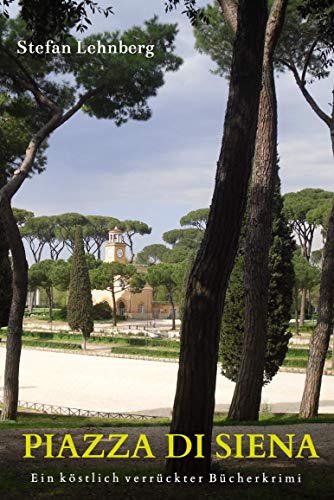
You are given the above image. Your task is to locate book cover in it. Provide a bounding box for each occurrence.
[0,1,333,498]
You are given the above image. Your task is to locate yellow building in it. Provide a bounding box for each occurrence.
[92,227,179,320]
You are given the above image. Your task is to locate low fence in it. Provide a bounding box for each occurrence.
[0,398,159,420]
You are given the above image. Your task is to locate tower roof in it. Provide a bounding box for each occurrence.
[109,226,122,233]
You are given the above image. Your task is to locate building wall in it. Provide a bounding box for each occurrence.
[92,286,154,317]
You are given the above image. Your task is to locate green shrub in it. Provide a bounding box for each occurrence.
[93,302,112,320]
[52,306,67,321]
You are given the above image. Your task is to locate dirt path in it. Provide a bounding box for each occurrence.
[1,348,334,415]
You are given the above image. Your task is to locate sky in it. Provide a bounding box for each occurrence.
[11,0,334,259]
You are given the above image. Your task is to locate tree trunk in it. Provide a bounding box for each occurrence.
[111,288,117,327]
[299,201,334,418]
[295,286,299,335]
[228,68,277,421]
[82,336,87,350]
[28,290,36,314]
[46,287,53,322]
[166,0,267,476]
[228,0,288,422]
[0,199,28,421]
[169,292,176,330]
[300,287,307,326]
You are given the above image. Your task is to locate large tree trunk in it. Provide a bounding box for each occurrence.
[299,201,334,418]
[0,199,28,421]
[228,0,288,422]
[228,63,277,421]
[166,0,267,476]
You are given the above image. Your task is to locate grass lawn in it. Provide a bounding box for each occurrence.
[1,330,332,370]
[1,412,334,430]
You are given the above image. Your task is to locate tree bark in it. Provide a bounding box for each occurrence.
[228,0,288,422]
[0,198,28,421]
[228,65,277,421]
[299,201,334,418]
[166,0,267,476]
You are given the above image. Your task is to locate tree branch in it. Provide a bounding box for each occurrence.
[264,0,289,61]
[1,44,61,113]
[301,39,318,84]
[286,57,331,127]
[0,83,104,205]
[218,0,237,34]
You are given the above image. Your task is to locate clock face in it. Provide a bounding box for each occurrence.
[117,248,124,258]
[107,248,113,257]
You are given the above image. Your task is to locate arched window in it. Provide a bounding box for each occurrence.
[118,301,126,316]
[138,303,145,314]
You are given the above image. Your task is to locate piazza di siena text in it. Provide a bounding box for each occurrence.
[23,432,320,460]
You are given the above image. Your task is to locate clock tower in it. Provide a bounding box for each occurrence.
[105,227,126,264]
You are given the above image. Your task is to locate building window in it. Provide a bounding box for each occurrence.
[138,304,145,314]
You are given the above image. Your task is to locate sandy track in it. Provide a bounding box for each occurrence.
[1,347,334,415]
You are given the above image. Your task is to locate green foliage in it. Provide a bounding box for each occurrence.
[163,227,201,245]
[90,261,144,294]
[221,176,295,384]
[20,212,119,261]
[53,305,67,321]
[283,188,334,258]
[147,262,182,292]
[118,220,152,261]
[84,215,119,257]
[19,0,114,44]
[193,1,334,82]
[13,208,34,227]
[136,244,170,264]
[265,185,296,383]
[0,92,48,177]
[283,188,334,226]
[293,252,321,291]
[92,302,112,320]
[28,260,53,292]
[194,3,234,77]
[220,250,245,382]
[147,262,185,309]
[67,226,94,340]
[179,208,209,231]
[162,227,202,263]
[54,213,89,252]
[299,0,334,46]
[70,18,183,124]
[0,15,182,206]
[29,259,70,292]
[21,216,60,262]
